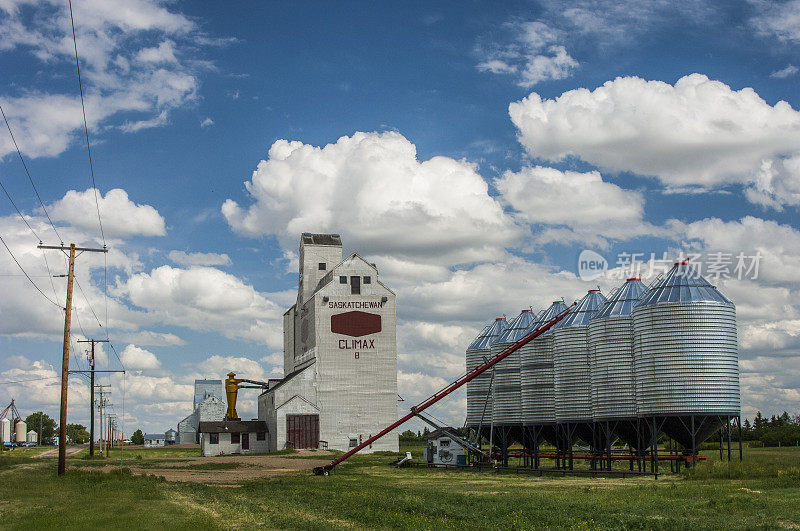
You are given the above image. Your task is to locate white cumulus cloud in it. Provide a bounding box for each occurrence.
[119,344,161,370]
[495,166,663,246]
[222,131,522,267]
[49,188,166,238]
[510,74,800,207]
[115,265,284,347]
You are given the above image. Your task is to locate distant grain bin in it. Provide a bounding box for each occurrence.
[633,261,739,449]
[26,430,37,444]
[14,420,26,443]
[465,318,507,429]
[553,290,607,425]
[0,418,9,443]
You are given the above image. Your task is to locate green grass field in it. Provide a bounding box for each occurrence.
[0,444,797,529]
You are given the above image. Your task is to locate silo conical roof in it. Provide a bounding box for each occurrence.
[496,309,537,343]
[467,317,508,350]
[527,301,568,336]
[555,290,607,328]
[592,278,648,319]
[635,262,733,307]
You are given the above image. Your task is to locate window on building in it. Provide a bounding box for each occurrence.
[349,437,358,448]
[257,431,266,441]
[350,276,361,295]
[363,276,371,284]
[339,275,347,284]
[440,439,450,447]
[318,262,326,271]
[231,432,240,444]
[210,433,219,445]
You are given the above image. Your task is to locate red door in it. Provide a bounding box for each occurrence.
[286,414,320,448]
[241,433,249,450]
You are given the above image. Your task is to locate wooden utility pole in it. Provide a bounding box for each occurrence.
[77,339,109,457]
[58,243,74,476]
[39,243,107,475]
[98,387,103,457]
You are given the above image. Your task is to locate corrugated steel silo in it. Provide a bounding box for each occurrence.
[553,290,607,425]
[14,420,26,443]
[633,261,739,448]
[26,430,37,444]
[465,318,507,428]
[491,310,537,428]
[0,418,9,443]
[520,301,568,428]
[588,278,648,421]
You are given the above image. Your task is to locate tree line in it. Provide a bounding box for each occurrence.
[737,411,800,447]
[20,412,148,446]
[22,412,91,444]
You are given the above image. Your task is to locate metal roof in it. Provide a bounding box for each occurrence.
[556,290,607,328]
[144,434,165,440]
[528,301,568,336]
[467,318,508,350]
[301,233,342,246]
[635,262,733,308]
[496,310,537,343]
[592,278,648,319]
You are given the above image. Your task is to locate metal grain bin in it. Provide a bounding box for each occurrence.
[14,420,26,443]
[466,318,507,427]
[588,278,648,421]
[633,262,739,420]
[553,290,607,423]
[520,301,568,425]
[491,310,537,425]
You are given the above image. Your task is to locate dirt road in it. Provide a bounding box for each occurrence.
[33,444,87,458]
[83,449,335,485]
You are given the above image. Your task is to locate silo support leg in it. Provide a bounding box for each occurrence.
[692,415,697,468]
[727,415,732,462]
[737,416,743,461]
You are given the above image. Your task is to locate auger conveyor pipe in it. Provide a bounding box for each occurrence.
[312,302,576,475]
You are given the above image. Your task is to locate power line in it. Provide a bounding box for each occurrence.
[74,276,104,332]
[0,104,63,243]
[67,0,104,246]
[67,0,109,340]
[0,233,62,308]
[0,176,41,242]
[1,104,69,305]
[108,341,125,371]
[73,277,125,372]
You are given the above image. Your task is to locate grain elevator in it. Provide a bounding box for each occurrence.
[258,234,398,452]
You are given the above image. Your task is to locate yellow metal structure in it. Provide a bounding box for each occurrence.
[225,372,244,420]
[224,372,268,420]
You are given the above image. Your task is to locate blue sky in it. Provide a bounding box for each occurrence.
[1,0,799,434]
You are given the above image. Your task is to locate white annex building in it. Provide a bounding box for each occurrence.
[258,233,398,453]
[177,379,226,444]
